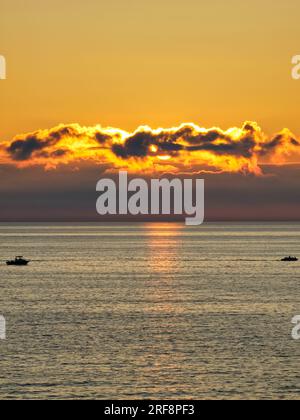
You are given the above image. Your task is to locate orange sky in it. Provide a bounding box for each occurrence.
[1,1,300,221]
[1,0,300,142]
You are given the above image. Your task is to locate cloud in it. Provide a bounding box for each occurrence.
[1,121,300,175]
[259,128,300,163]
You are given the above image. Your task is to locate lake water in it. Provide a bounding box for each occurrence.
[0,223,300,400]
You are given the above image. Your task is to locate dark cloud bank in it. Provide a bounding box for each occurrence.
[0,164,300,221]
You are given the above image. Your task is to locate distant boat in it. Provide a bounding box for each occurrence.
[6,256,30,266]
[281,256,298,262]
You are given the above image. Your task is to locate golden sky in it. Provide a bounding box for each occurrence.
[1,1,300,221]
[1,0,300,141]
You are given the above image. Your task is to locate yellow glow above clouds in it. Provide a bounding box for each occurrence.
[1,121,300,176]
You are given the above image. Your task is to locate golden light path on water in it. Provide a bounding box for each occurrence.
[1,223,300,399]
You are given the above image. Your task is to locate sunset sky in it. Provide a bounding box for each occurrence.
[1,0,300,220]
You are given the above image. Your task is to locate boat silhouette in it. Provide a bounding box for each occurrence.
[6,256,30,266]
[281,256,298,262]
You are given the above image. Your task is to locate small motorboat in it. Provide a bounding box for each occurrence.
[281,256,298,262]
[6,256,30,266]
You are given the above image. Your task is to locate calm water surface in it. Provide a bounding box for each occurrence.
[0,223,300,400]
